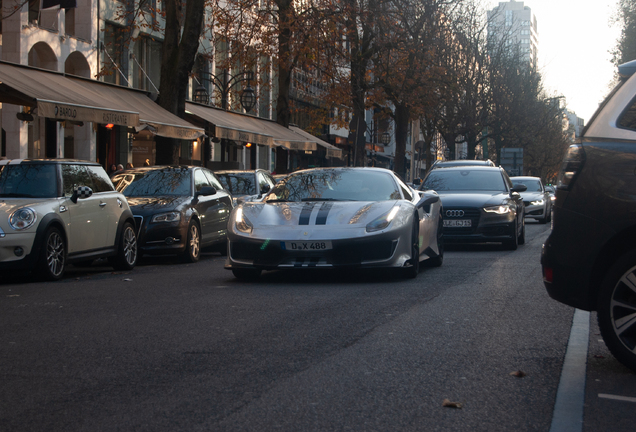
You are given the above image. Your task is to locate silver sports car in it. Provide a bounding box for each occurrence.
[225,167,444,279]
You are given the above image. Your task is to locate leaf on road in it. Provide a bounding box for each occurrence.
[510,370,526,378]
[594,354,605,359]
[442,399,462,408]
[123,278,133,282]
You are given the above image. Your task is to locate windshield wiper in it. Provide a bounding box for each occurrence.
[301,198,343,202]
[0,193,35,198]
[266,198,292,203]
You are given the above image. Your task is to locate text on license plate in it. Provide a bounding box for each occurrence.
[282,241,333,251]
[444,219,472,227]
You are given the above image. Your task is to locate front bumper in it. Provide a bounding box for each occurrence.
[524,203,547,219]
[0,231,38,271]
[134,216,187,255]
[225,229,409,270]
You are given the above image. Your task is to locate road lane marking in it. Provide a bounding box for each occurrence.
[549,309,590,432]
[598,394,636,403]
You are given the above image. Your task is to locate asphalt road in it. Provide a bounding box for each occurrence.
[1,221,635,431]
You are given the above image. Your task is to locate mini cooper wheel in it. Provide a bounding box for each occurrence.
[232,268,262,280]
[597,249,636,372]
[426,214,444,267]
[182,220,201,263]
[38,227,66,281]
[109,222,138,271]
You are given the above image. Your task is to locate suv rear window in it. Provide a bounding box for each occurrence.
[0,164,58,198]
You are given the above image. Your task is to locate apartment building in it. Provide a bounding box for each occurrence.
[487,0,539,69]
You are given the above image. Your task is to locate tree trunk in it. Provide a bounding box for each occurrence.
[154,0,206,165]
[274,0,293,173]
[393,104,410,179]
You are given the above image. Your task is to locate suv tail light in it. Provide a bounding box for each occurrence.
[557,144,585,190]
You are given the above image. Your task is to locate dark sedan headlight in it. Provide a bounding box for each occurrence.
[483,205,511,215]
[150,211,181,223]
[530,199,545,206]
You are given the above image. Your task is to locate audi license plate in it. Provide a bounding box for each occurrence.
[444,219,472,227]
[282,241,333,251]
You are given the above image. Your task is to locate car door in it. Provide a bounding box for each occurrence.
[203,169,233,242]
[61,164,110,253]
[86,165,123,247]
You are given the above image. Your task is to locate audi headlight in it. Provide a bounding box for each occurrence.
[235,207,253,234]
[483,205,510,214]
[366,205,400,233]
[9,207,37,230]
[150,212,181,223]
[530,199,545,206]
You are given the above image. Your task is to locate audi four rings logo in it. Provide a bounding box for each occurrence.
[446,210,465,217]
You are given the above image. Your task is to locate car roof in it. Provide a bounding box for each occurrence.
[432,160,495,168]
[0,158,101,166]
[510,176,541,181]
[427,165,503,172]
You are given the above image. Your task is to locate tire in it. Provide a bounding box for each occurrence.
[597,250,636,372]
[539,215,548,224]
[109,222,138,271]
[426,214,444,267]
[216,239,228,256]
[403,217,420,278]
[518,218,526,245]
[232,268,262,280]
[182,220,201,263]
[37,227,66,281]
[504,220,518,250]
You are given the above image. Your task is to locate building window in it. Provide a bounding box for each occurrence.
[102,23,128,85]
[132,36,162,91]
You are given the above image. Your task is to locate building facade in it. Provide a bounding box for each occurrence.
[487,0,539,69]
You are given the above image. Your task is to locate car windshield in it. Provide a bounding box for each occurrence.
[512,179,542,192]
[216,173,256,196]
[112,168,192,197]
[0,164,58,198]
[424,169,506,192]
[265,169,401,202]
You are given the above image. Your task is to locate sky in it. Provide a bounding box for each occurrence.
[486,0,622,124]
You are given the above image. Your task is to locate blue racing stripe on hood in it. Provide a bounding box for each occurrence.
[299,202,314,225]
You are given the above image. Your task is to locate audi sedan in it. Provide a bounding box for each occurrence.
[112,166,232,262]
[420,166,526,250]
[225,167,444,280]
[510,176,552,223]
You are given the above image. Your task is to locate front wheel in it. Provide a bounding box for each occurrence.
[518,218,525,245]
[597,250,636,372]
[37,227,66,281]
[403,217,420,278]
[109,223,138,271]
[426,214,444,267]
[182,220,201,263]
[504,220,518,250]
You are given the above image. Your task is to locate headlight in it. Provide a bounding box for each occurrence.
[483,205,510,214]
[150,212,181,223]
[235,207,253,234]
[530,199,545,206]
[366,205,400,233]
[9,207,37,230]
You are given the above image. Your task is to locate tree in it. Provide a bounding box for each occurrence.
[611,0,636,67]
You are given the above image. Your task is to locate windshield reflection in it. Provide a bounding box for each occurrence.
[112,168,192,197]
[265,169,401,202]
[424,170,506,192]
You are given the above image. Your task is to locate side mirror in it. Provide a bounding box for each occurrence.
[197,186,217,197]
[71,186,93,204]
[259,184,271,196]
[412,178,421,186]
[511,184,527,193]
[416,192,440,210]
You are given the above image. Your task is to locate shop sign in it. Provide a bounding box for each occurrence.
[38,101,139,126]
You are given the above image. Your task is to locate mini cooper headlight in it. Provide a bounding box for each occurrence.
[483,205,510,215]
[366,205,400,233]
[235,207,253,234]
[151,212,181,223]
[9,207,37,230]
[530,199,545,206]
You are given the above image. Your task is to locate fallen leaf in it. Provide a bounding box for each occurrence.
[442,399,462,408]
[6,295,20,297]
[594,354,605,359]
[123,278,133,282]
[510,370,526,378]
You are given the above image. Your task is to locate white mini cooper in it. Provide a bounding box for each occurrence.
[0,159,138,280]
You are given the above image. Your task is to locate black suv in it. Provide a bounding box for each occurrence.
[542,59,636,371]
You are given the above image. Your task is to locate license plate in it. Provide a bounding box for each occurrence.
[444,219,472,227]
[282,241,333,251]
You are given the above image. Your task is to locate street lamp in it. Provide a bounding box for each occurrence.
[193,69,256,112]
[380,131,391,145]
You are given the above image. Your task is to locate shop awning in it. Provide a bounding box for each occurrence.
[290,126,343,158]
[185,102,317,151]
[0,61,204,140]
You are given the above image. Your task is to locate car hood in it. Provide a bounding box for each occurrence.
[435,191,513,208]
[518,191,545,201]
[238,200,400,227]
[126,196,190,213]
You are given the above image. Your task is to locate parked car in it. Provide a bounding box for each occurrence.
[429,159,496,170]
[544,185,556,203]
[510,176,552,223]
[0,159,138,280]
[542,59,636,372]
[214,169,276,205]
[225,167,443,280]
[111,166,232,262]
[420,165,526,250]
